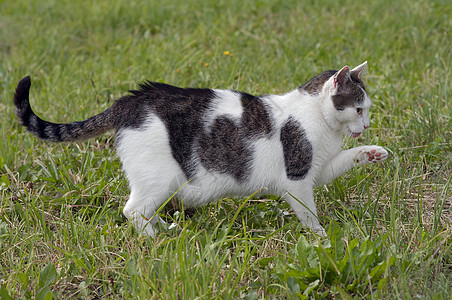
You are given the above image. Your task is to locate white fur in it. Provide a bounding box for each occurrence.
[117,62,388,237]
[203,90,244,129]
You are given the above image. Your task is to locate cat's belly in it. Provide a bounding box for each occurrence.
[177,138,290,206]
[177,175,278,207]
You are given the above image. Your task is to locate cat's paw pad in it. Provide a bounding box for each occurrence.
[356,146,388,165]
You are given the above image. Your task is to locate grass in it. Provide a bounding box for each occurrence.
[0,0,451,298]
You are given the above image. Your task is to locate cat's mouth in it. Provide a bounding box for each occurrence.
[347,129,362,138]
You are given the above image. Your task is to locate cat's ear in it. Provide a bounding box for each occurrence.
[332,65,350,91]
[350,61,367,80]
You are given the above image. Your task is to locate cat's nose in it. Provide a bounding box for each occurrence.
[364,124,370,130]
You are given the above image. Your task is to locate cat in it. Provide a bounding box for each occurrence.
[14,61,388,237]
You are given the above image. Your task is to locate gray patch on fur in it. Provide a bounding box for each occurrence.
[196,92,274,182]
[332,79,366,110]
[299,70,337,95]
[280,117,312,180]
[111,96,151,129]
[240,92,273,138]
[197,116,252,182]
[350,74,366,91]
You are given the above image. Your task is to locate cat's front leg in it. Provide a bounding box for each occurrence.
[315,145,388,187]
[284,186,327,236]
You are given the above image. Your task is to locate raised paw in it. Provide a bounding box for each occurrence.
[355,146,388,165]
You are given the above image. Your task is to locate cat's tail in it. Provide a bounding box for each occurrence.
[14,76,115,142]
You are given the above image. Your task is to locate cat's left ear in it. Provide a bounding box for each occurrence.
[350,61,368,80]
[333,65,350,90]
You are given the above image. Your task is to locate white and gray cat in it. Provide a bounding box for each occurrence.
[14,61,388,237]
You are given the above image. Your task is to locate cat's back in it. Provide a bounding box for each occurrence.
[115,83,277,186]
[114,81,274,134]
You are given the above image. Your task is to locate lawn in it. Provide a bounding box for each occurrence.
[0,0,451,298]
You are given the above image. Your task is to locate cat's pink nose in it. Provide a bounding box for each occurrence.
[364,124,370,129]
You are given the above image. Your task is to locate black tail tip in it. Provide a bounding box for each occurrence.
[17,75,31,90]
[14,76,31,107]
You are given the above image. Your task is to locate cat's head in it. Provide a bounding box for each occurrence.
[302,62,371,138]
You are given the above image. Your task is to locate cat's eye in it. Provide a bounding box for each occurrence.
[356,108,363,115]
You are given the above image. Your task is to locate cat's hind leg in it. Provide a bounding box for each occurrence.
[123,189,168,237]
[117,118,185,236]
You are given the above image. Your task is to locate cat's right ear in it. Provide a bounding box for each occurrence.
[332,65,350,92]
[350,61,367,80]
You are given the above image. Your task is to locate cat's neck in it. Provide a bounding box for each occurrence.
[273,89,344,137]
[318,94,344,134]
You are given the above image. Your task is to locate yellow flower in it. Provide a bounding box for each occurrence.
[224,51,230,56]
[204,63,209,67]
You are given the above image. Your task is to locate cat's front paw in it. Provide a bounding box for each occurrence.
[312,226,327,237]
[355,146,388,165]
